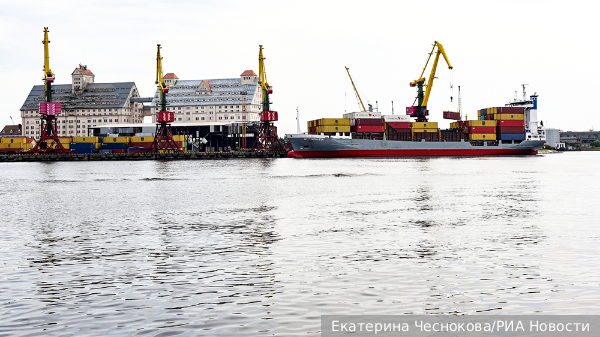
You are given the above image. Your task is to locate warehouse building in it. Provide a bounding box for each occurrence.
[19,65,145,137]
[149,70,263,124]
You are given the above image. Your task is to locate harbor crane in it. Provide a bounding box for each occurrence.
[30,27,71,154]
[408,41,453,122]
[148,44,182,153]
[251,45,283,151]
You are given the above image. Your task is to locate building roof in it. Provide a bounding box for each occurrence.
[20,82,137,111]
[164,73,178,79]
[0,124,22,135]
[203,80,211,91]
[150,76,259,108]
[76,68,94,76]
[240,70,257,76]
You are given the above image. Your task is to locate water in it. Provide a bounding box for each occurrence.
[1,152,599,336]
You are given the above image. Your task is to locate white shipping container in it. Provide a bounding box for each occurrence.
[382,115,410,122]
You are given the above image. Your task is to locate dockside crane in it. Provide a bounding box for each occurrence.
[251,45,283,151]
[30,27,71,154]
[407,41,453,122]
[148,44,182,153]
[345,66,367,112]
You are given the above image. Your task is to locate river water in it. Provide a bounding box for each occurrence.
[1,152,599,336]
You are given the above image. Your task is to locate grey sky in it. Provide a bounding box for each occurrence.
[0,0,596,134]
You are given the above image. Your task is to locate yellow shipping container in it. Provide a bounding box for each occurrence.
[72,136,98,143]
[316,125,351,133]
[131,136,154,143]
[0,143,25,149]
[173,135,185,142]
[103,137,129,143]
[412,128,440,133]
[467,120,497,127]
[494,114,524,121]
[1,137,27,144]
[58,137,72,144]
[477,110,481,118]
[469,133,497,141]
[318,118,351,126]
[411,122,438,129]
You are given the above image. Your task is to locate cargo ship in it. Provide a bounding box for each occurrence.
[286,90,546,158]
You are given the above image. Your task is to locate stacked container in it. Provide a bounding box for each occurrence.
[467,120,497,140]
[0,137,30,153]
[384,115,411,141]
[495,107,526,140]
[411,122,439,141]
[101,137,129,154]
[71,136,99,154]
[353,117,384,133]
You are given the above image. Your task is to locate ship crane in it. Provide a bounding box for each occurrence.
[407,41,453,122]
[251,45,284,151]
[148,44,182,153]
[345,67,367,112]
[30,27,71,154]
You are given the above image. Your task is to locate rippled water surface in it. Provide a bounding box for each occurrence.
[1,152,599,336]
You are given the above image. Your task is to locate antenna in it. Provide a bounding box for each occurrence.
[522,84,528,101]
[391,101,394,115]
[296,107,301,134]
[376,101,379,112]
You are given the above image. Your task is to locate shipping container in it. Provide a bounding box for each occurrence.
[469,133,497,140]
[318,118,350,126]
[343,112,381,119]
[355,118,384,126]
[496,126,525,134]
[0,143,26,149]
[72,137,98,143]
[411,122,438,129]
[412,128,440,133]
[498,133,526,141]
[413,132,440,141]
[386,122,411,129]
[443,111,461,120]
[103,137,129,143]
[467,120,497,127]
[497,120,525,127]
[111,149,127,154]
[173,135,185,142]
[130,136,154,143]
[382,114,410,122]
[495,114,524,121]
[70,142,96,149]
[0,137,27,144]
[101,143,128,150]
[70,149,97,154]
[468,126,496,134]
[352,125,385,133]
[316,125,351,133]
[496,107,525,114]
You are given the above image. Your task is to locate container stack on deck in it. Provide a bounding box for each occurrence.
[307,118,351,136]
[412,122,439,141]
[0,137,34,153]
[70,137,99,154]
[101,137,129,154]
[384,115,412,141]
[477,107,526,141]
[467,120,497,141]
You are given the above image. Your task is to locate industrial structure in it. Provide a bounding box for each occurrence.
[251,45,283,151]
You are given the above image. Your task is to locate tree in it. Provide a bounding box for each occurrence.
[590,140,600,148]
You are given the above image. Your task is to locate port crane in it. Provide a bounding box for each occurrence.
[345,67,367,112]
[251,45,283,151]
[148,44,182,153]
[30,27,71,154]
[408,41,453,122]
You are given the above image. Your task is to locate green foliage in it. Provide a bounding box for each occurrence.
[590,140,600,148]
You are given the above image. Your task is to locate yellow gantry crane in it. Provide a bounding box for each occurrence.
[258,45,272,111]
[345,66,367,112]
[410,41,453,121]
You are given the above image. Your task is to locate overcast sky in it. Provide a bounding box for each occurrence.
[1,0,597,134]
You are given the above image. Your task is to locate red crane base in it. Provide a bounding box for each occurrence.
[251,121,284,152]
[148,122,182,153]
[30,115,72,154]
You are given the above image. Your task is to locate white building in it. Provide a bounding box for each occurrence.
[150,70,262,124]
[20,65,145,137]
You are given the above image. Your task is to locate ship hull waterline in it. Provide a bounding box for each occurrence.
[286,135,545,158]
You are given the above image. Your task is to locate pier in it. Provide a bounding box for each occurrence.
[0,151,289,162]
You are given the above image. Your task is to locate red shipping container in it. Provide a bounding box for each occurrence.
[468,127,496,134]
[443,111,461,120]
[355,118,384,126]
[386,122,411,129]
[353,125,385,133]
[497,120,524,127]
[130,142,152,148]
[497,126,525,134]
[497,107,525,114]
[111,149,126,154]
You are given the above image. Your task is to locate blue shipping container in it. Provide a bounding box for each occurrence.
[499,133,525,141]
[101,143,128,150]
[70,142,96,149]
[99,150,112,154]
[71,149,97,154]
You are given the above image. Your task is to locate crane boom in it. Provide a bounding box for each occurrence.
[345,66,366,112]
[42,27,54,102]
[258,45,272,111]
[155,44,167,111]
[422,41,452,107]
